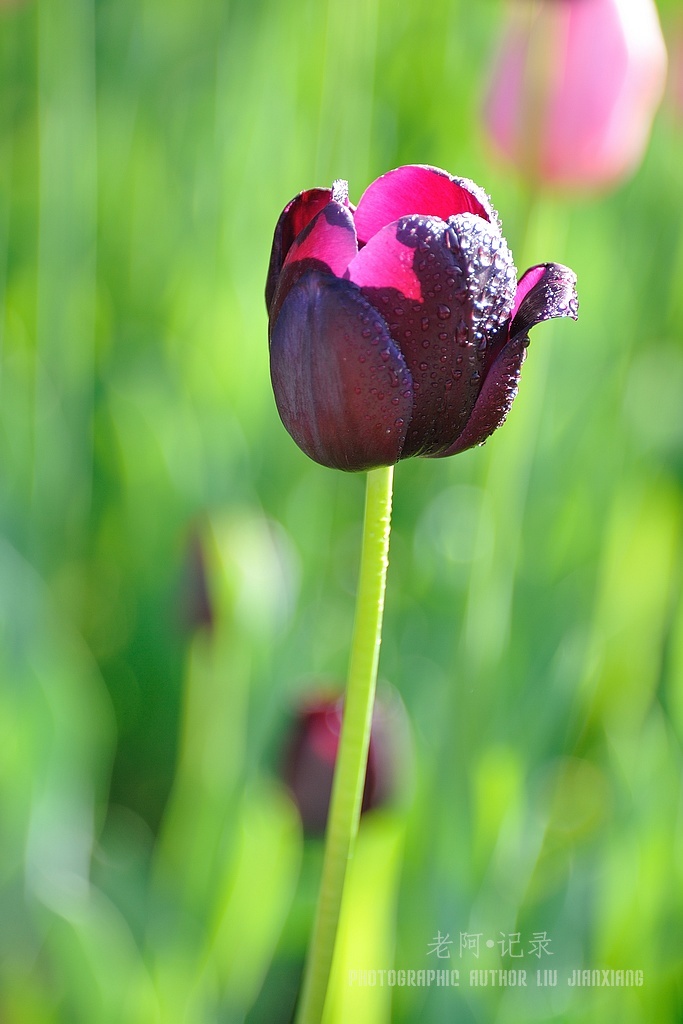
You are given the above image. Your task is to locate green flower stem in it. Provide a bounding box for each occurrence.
[296,464,395,1024]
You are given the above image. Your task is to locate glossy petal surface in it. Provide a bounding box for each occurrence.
[347,213,517,456]
[270,271,413,471]
[353,165,495,245]
[266,187,332,314]
[269,202,358,329]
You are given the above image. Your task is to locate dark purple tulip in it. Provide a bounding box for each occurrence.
[281,693,404,835]
[266,165,578,471]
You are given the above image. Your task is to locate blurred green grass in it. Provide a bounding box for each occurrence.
[1,0,682,1021]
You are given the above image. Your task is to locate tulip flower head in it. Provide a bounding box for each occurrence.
[266,165,577,471]
[483,0,668,191]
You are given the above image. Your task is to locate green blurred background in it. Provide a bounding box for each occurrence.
[1,0,682,1020]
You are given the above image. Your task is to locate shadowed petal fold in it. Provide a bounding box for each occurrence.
[433,335,528,457]
[266,187,333,314]
[269,202,358,330]
[270,272,414,471]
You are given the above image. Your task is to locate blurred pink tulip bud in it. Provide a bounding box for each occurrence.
[483,0,668,191]
[669,17,683,123]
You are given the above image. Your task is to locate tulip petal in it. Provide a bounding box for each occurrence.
[270,271,414,471]
[346,213,517,457]
[446,213,519,371]
[510,262,579,338]
[266,187,333,314]
[434,264,578,458]
[433,335,528,458]
[269,202,358,330]
[353,165,498,245]
[283,201,358,275]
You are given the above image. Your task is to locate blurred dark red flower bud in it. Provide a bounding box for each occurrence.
[483,0,668,191]
[281,692,407,835]
[179,528,214,634]
[266,165,577,471]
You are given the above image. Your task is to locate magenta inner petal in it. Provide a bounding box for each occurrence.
[269,271,414,472]
[283,201,358,276]
[345,221,423,300]
[510,265,546,321]
[354,165,492,245]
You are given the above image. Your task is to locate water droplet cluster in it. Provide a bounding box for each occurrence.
[446,213,517,360]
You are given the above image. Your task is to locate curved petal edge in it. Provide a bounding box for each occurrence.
[510,262,579,339]
[266,187,333,315]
